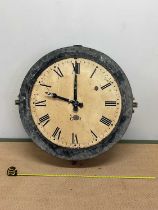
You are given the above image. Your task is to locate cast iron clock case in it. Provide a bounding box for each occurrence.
[16,45,137,160]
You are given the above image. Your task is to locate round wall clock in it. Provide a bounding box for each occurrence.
[15,45,137,160]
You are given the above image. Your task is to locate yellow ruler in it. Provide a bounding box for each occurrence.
[7,166,156,180]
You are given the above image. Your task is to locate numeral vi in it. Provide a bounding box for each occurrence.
[72,133,78,145]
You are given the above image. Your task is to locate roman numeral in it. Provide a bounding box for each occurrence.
[38,114,50,126]
[34,100,46,106]
[72,133,78,145]
[90,67,97,78]
[101,83,111,90]
[90,130,97,140]
[53,67,64,77]
[39,82,51,88]
[72,61,80,74]
[105,101,116,106]
[100,116,112,126]
[52,127,61,140]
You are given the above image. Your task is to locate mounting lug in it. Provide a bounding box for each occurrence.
[133,102,138,108]
[15,96,25,105]
[15,100,20,105]
[132,99,138,113]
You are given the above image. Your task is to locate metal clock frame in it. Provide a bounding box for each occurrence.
[16,45,134,160]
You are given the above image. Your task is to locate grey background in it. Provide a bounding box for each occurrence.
[0,0,158,140]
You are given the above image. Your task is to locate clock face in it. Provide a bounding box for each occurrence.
[30,58,122,148]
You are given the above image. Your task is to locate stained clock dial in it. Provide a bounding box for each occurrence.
[30,58,122,148]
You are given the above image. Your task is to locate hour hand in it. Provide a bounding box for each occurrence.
[45,92,70,103]
[45,92,83,109]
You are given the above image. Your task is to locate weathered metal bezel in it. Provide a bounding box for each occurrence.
[18,45,133,160]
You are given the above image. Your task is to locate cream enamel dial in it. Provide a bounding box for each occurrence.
[30,58,122,148]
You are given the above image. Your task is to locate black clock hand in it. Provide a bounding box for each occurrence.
[46,92,70,103]
[73,73,78,111]
[73,61,80,111]
[46,92,83,108]
[71,100,83,109]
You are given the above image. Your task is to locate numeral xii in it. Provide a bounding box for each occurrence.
[72,61,80,74]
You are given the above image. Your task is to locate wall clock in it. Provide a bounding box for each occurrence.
[15,45,137,160]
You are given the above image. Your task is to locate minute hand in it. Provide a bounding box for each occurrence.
[73,61,80,111]
[74,73,77,101]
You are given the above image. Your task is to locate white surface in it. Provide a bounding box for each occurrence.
[0,0,158,140]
